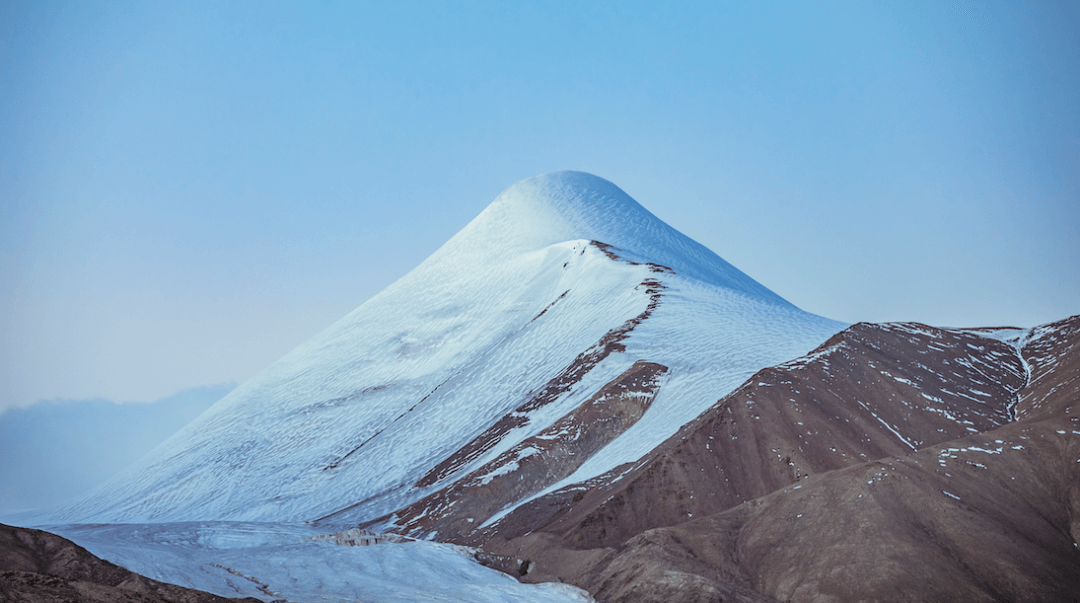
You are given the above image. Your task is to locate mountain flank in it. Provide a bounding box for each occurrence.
[49,172,842,527]
[22,172,1077,603]
[469,315,1080,603]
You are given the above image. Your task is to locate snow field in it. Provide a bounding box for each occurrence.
[46,522,595,603]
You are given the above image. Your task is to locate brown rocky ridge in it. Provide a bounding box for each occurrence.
[373,314,1080,603]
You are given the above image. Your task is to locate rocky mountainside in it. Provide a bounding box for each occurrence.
[0,523,261,603]
[469,315,1080,602]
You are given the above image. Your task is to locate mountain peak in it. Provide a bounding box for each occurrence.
[491,171,665,247]
[42,171,839,526]
[442,171,791,306]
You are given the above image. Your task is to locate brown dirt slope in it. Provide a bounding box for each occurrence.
[478,321,1026,550]
[586,410,1080,603]
[0,523,261,603]
[477,315,1080,603]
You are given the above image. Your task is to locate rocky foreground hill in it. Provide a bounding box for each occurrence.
[0,523,261,603]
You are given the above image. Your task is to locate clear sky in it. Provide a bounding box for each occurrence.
[2,1,1078,412]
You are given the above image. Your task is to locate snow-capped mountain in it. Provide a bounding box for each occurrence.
[48,171,844,526]
[16,171,1079,603]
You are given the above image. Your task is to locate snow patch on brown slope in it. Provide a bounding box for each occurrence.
[1015,315,1080,420]
[585,410,1080,603]
[386,360,670,541]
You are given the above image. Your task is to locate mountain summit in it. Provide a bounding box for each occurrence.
[47,172,843,525]
[440,171,791,306]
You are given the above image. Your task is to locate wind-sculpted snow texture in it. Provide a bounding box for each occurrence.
[45,171,843,526]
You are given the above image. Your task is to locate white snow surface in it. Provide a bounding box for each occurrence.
[42,171,845,525]
[41,522,594,603]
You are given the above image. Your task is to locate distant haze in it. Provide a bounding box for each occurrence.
[0,383,234,515]
[1,1,1077,412]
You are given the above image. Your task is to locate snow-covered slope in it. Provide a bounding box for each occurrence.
[43,522,595,603]
[46,171,844,526]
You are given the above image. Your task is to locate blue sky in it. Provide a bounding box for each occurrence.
[2,1,1078,412]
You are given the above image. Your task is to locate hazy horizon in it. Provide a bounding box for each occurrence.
[0,382,235,515]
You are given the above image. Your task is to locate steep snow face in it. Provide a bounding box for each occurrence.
[45,172,844,525]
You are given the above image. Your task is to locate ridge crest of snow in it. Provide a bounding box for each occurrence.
[435,171,791,306]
